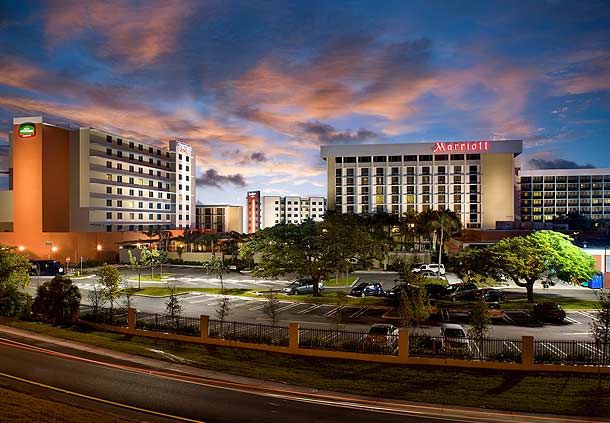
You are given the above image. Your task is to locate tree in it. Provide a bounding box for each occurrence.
[203,256,231,333]
[141,247,161,279]
[88,281,107,318]
[591,289,610,363]
[487,231,597,303]
[333,290,348,331]
[158,250,168,277]
[121,276,135,310]
[0,244,31,317]
[262,291,281,326]
[98,264,122,314]
[468,298,491,341]
[165,283,182,324]
[32,276,81,324]
[398,276,434,333]
[176,229,195,252]
[432,210,462,278]
[127,248,147,290]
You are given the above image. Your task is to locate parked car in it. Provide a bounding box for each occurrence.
[425,284,448,299]
[362,323,399,348]
[350,281,384,297]
[384,284,419,304]
[282,278,324,295]
[440,323,470,351]
[475,288,506,303]
[533,302,566,322]
[483,302,505,320]
[412,263,446,275]
[442,283,478,302]
[29,260,65,276]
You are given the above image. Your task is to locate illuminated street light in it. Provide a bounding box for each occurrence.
[18,246,25,252]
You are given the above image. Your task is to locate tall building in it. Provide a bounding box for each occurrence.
[261,196,326,229]
[196,204,244,233]
[321,140,522,229]
[246,191,261,233]
[519,169,610,223]
[3,116,196,232]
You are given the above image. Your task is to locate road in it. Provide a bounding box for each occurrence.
[0,331,585,423]
[26,267,601,340]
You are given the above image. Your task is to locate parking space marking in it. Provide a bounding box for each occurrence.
[541,342,567,357]
[502,313,515,324]
[349,307,368,318]
[324,306,343,317]
[503,340,521,353]
[578,342,604,355]
[298,304,322,315]
[577,311,598,321]
[564,316,582,324]
[276,303,302,313]
[189,298,216,304]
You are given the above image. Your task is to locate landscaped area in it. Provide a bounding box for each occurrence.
[1,318,609,417]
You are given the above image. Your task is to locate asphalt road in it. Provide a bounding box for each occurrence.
[0,332,557,423]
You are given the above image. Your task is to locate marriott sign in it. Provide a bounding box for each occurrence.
[432,141,489,153]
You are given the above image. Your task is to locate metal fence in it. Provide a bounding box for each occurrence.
[409,334,523,362]
[299,327,399,355]
[135,312,201,337]
[79,306,129,327]
[208,319,289,346]
[534,339,610,366]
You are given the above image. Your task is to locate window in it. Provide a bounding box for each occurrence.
[466,154,480,160]
[106,212,112,219]
[106,186,112,194]
[106,161,112,168]
[358,156,371,163]
[117,151,122,158]
[106,135,112,143]
[450,154,464,160]
[106,148,112,156]
[106,199,112,206]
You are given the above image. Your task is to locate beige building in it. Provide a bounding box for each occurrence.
[1,116,196,233]
[195,205,243,233]
[261,196,326,229]
[320,140,522,229]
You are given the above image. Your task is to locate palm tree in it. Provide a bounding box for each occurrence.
[433,210,462,277]
[176,229,195,252]
[142,225,162,249]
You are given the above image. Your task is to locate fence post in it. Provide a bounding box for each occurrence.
[522,336,534,368]
[127,307,136,330]
[398,329,409,363]
[289,322,299,352]
[200,315,209,340]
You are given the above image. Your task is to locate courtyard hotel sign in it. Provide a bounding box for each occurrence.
[432,141,489,153]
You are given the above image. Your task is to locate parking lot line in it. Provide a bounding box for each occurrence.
[542,342,566,357]
[564,316,582,324]
[502,313,515,324]
[275,303,302,313]
[297,304,322,315]
[349,307,368,318]
[577,311,598,321]
[324,306,343,317]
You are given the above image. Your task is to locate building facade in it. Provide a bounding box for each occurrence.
[519,169,610,224]
[321,140,522,229]
[261,196,326,229]
[246,191,261,233]
[3,116,196,232]
[196,204,244,233]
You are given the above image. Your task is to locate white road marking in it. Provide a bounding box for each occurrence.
[578,311,598,321]
[564,316,582,324]
[297,304,323,315]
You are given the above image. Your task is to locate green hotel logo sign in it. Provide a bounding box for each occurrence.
[18,123,36,138]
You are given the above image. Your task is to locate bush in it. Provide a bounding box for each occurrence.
[32,276,81,324]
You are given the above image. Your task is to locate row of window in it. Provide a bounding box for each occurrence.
[105,224,176,232]
[105,135,170,157]
[104,174,174,190]
[335,154,481,164]
[105,147,173,169]
[521,175,610,183]
[104,161,172,179]
[336,204,481,222]
[336,194,480,204]
[337,186,479,195]
[272,200,326,205]
[337,175,479,186]
[336,166,478,176]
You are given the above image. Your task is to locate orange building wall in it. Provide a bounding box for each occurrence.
[12,122,43,235]
[42,125,70,231]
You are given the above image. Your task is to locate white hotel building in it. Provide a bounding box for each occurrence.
[321,140,523,229]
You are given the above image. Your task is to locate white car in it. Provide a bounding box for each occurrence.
[412,263,446,275]
[440,323,470,352]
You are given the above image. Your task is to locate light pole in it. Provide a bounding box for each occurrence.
[66,257,70,275]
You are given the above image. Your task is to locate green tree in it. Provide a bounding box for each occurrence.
[203,256,231,333]
[468,298,491,341]
[176,229,195,252]
[158,250,168,277]
[98,264,122,314]
[32,276,81,324]
[398,276,434,333]
[0,244,31,317]
[591,289,610,363]
[432,209,462,277]
[487,231,596,303]
[127,248,147,290]
[87,281,107,318]
[262,291,281,326]
[165,283,182,324]
[141,247,161,279]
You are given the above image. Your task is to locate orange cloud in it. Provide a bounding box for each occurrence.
[44,0,194,66]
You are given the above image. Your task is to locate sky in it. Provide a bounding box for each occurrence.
[0,0,609,206]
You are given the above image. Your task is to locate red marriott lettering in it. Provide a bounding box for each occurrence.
[432,141,489,153]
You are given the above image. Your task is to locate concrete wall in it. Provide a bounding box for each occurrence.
[481,153,516,229]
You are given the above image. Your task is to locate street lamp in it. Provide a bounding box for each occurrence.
[51,246,58,259]
[18,246,25,252]
[96,244,102,261]
[66,257,71,275]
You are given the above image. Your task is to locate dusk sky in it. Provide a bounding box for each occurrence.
[0,0,609,206]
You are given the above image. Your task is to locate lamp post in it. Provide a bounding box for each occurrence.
[66,257,70,275]
[96,244,102,260]
[51,246,58,260]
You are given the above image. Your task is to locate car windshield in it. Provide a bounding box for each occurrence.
[444,328,465,337]
[445,286,459,293]
[369,326,391,335]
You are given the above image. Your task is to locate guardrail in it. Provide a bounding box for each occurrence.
[75,307,610,373]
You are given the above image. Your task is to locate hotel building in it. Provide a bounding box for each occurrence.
[246,191,261,234]
[2,116,196,233]
[195,204,244,233]
[519,168,610,223]
[321,140,522,229]
[260,196,326,229]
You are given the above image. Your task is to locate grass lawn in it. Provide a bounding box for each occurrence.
[324,276,358,287]
[137,273,174,281]
[0,382,139,423]
[1,318,609,417]
[439,297,599,311]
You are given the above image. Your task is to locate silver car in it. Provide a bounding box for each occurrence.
[282,279,324,295]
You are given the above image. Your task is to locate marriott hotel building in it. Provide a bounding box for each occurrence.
[321,140,522,229]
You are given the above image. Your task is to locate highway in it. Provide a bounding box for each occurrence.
[0,331,601,423]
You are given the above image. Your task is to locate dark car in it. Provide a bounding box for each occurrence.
[282,278,324,295]
[350,281,384,297]
[29,260,65,276]
[384,284,415,304]
[475,288,506,303]
[442,283,478,302]
[425,284,448,299]
[533,303,566,322]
